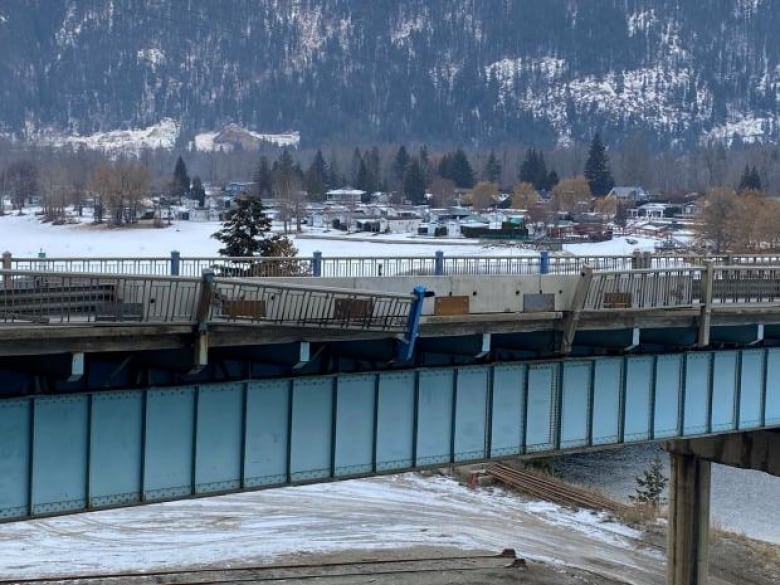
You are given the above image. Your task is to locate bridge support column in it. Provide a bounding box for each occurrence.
[667,452,711,585]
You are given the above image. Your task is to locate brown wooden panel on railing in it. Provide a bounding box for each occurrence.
[434,295,470,316]
[221,299,267,319]
[333,298,374,321]
[603,292,632,309]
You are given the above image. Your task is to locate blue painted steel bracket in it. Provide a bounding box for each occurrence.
[396,286,430,362]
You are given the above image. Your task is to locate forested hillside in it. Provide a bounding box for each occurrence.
[0,0,778,149]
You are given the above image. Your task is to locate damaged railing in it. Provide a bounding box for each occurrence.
[210,277,413,331]
[0,269,415,332]
[584,265,780,310]
[0,269,201,324]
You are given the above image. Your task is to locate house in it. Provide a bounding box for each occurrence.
[607,186,650,204]
[326,187,365,205]
[224,181,255,198]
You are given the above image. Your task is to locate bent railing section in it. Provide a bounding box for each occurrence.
[0,270,201,324]
[585,266,780,310]
[0,270,413,332]
[211,278,412,331]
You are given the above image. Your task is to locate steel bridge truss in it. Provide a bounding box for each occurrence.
[0,348,778,521]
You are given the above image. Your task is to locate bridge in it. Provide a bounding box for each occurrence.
[1,250,779,585]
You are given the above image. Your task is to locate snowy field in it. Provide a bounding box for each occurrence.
[0,474,662,582]
[0,212,658,259]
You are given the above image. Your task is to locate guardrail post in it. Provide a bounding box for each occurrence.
[194,269,216,369]
[698,261,714,347]
[631,250,642,270]
[1,251,10,291]
[312,250,322,277]
[170,250,181,276]
[434,250,445,276]
[560,265,593,354]
[397,286,429,362]
[540,249,550,275]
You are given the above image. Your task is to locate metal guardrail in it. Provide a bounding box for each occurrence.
[9,257,172,275]
[585,265,780,309]
[0,270,201,324]
[9,251,775,278]
[179,257,313,277]
[210,278,412,331]
[0,269,413,332]
[585,268,700,309]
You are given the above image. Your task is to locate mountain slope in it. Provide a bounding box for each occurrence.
[0,0,778,148]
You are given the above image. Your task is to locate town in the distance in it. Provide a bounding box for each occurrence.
[0,129,771,258]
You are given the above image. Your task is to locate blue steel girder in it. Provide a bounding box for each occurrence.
[1,347,779,521]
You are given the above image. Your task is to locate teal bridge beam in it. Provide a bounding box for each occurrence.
[1,347,778,521]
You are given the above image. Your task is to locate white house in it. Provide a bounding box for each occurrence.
[326,188,365,205]
[607,186,650,203]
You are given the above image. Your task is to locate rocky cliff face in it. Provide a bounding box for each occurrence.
[1,0,778,149]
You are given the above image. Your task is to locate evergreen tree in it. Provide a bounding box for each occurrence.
[584,133,615,196]
[350,147,363,186]
[482,150,502,183]
[738,164,762,192]
[253,156,273,198]
[447,148,475,189]
[326,154,343,189]
[547,169,559,189]
[403,158,427,204]
[393,145,410,188]
[418,145,430,183]
[190,176,206,208]
[519,149,551,191]
[629,455,668,509]
[365,147,381,193]
[211,195,273,257]
[305,150,328,201]
[171,156,190,202]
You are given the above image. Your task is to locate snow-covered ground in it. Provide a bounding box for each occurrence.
[0,212,658,259]
[0,474,661,581]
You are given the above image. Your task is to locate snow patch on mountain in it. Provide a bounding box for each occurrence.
[41,118,180,155]
[137,48,165,67]
[493,60,707,143]
[627,9,657,36]
[192,124,300,152]
[703,114,776,145]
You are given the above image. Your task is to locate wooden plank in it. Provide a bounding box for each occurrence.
[603,292,632,309]
[221,299,266,319]
[334,298,374,321]
[434,296,470,316]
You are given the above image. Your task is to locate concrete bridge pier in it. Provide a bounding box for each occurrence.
[666,452,711,585]
[666,430,780,585]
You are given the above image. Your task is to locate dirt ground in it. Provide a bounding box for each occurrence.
[1,474,776,585]
[250,534,779,585]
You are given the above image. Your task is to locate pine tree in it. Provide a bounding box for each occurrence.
[629,455,668,509]
[190,176,206,208]
[482,150,502,183]
[448,148,475,189]
[519,149,552,192]
[305,150,328,201]
[393,145,410,188]
[211,195,273,257]
[253,156,273,198]
[584,133,615,196]
[403,158,427,204]
[171,156,190,202]
[738,164,762,192]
